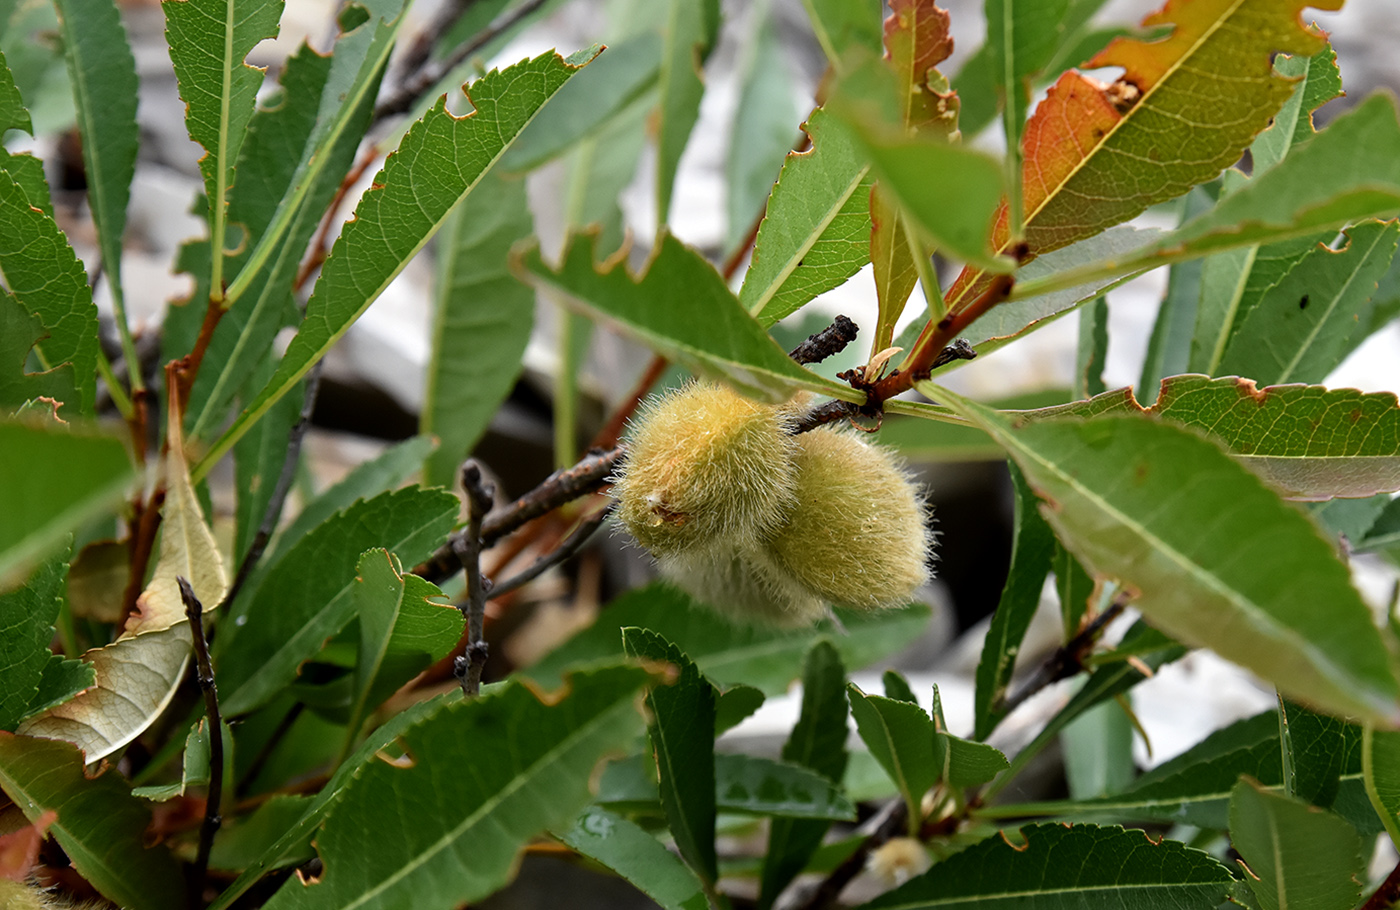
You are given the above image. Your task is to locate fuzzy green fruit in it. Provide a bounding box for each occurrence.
[766,427,930,610]
[613,383,797,556]
[657,546,825,627]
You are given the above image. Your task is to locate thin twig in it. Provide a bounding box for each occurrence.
[452,462,496,696]
[178,577,223,908]
[788,315,859,365]
[373,0,550,121]
[1000,596,1130,717]
[782,798,908,910]
[588,354,668,451]
[118,487,164,626]
[389,0,484,91]
[1362,858,1400,910]
[416,448,625,582]
[219,362,324,616]
[789,400,862,434]
[489,503,613,599]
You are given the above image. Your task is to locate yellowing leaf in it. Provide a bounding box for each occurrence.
[19,395,227,761]
[945,0,1339,314]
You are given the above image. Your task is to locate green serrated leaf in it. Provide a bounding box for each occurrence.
[525,583,930,696]
[261,665,652,910]
[344,550,463,750]
[422,170,535,487]
[655,0,718,224]
[1025,375,1400,501]
[0,170,97,414]
[1218,219,1400,385]
[1230,780,1364,910]
[932,386,1400,723]
[1364,725,1400,847]
[0,421,130,589]
[187,36,371,440]
[164,0,283,297]
[739,107,872,327]
[761,639,848,908]
[515,230,860,404]
[1280,698,1353,809]
[0,733,184,910]
[1140,186,1217,399]
[556,807,709,910]
[856,822,1234,909]
[847,683,935,824]
[54,0,138,367]
[0,548,86,730]
[727,2,798,249]
[942,734,1009,789]
[199,47,595,480]
[208,794,316,873]
[217,487,459,717]
[974,461,1054,740]
[232,373,303,565]
[623,627,718,883]
[0,292,77,411]
[207,694,451,910]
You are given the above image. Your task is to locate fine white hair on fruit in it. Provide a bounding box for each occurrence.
[611,383,932,625]
[612,382,798,556]
[867,837,931,885]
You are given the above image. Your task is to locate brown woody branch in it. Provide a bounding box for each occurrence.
[452,462,496,696]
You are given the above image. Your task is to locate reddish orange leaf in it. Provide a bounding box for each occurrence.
[882,0,955,132]
[944,0,1340,312]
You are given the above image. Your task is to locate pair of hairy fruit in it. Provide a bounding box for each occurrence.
[612,383,932,625]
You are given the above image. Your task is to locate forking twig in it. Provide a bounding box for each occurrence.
[452,462,496,696]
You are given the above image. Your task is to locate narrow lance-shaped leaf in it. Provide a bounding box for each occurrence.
[0,44,55,219]
[1217,219,1400,386]
[726,1,798,250]
[761,640,850,907]
[0,547,91,731]
[834,58,1007,272]
[0,169,98,414]
[739,107,873,327]
[422,171,535,488]
[187,33,377,440]
[974,461,1055,740]
[344,550,463,750]
[930,384,1400,724]
[1229,779,1365,910]
[216,487,459,717]
[943,0,1340,316]
[219,0,407,311]
[0,420,130,590]
[198,48,599,480]
[53,0,139,370]
[1188,46,1344,377]
[985,0,1069,236]
[1020,374,1400,501]
[19,393,228,761]
[0,291,76,411]
[801,0,881,70]
[623,627,718,884]
[1365,726,1400,846]
[847,683,935,826]
[855,822,1235,909]
[513,230,862,403]
[0,734,184,910]
[655,0,719,224]
[556,807,709,910]
[868,0,957,352]
[163,0,283,298]
[261,666,654,910]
